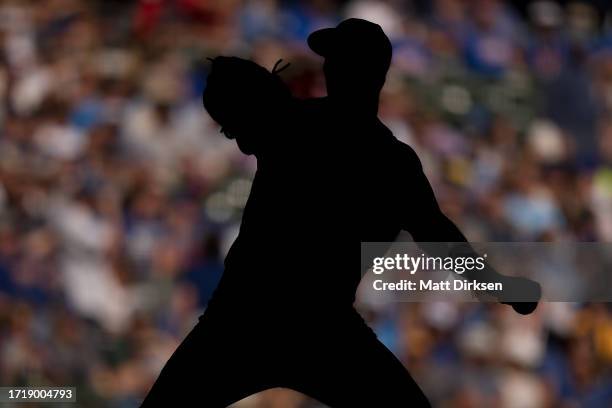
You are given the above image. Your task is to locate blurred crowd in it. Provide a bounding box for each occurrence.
[0,0,611,407]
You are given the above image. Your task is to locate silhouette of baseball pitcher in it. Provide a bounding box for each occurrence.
[141,19,541,407]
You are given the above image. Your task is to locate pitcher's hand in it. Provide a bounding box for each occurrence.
[499,276,541,315]
[470,272,541,315]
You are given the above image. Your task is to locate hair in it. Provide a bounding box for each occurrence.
[203,57,292,133]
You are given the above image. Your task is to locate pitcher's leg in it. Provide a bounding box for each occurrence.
[286,322,430,407]
[141,318,273,407]
[347,337,431,407]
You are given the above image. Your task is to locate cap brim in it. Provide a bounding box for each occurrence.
[307,28,336,57]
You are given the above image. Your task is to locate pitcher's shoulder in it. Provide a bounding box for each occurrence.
[389,137,423,171]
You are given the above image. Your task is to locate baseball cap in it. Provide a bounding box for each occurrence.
[307,18,392,67]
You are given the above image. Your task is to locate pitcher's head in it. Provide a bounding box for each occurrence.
[308,19,392,101]
[203,56,291,155]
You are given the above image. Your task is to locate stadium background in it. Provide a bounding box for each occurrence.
[0,0,611,406]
